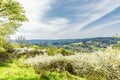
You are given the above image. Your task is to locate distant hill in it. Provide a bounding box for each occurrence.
[26,37,120,52]
[28,37,120,46]
[12,37,120,52]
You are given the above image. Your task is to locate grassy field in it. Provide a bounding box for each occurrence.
[1,49,120,80]
[0,59,39,80]
[0,59,84,80]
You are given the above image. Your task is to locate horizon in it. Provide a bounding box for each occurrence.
[11,0,120,39]
[12,36,115,40]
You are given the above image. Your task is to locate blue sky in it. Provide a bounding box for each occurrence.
[11,0,120,39]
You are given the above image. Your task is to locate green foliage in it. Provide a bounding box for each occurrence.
[90,46,99,51]
[113,43,120,49]
[0,0,27,53]
[72,42,83,46]
[0,36,6,53]
[47,47,58,55]
[40,71,83,80]
[0,59,39,80]
[0,47,6,53]
[113,34,120,38]
[45,47,75,56]
[0,39,15,53]
[58,48,75,56]
[0,0,27,35]
[112,35,120,49]
[30,45,42,50]
[4,42,14,52]
[0,58,83,80]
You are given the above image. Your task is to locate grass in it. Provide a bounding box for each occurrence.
[40,71,85,80]
[0,58,84,80]
[1,49,120,80]
[0,59,39,80]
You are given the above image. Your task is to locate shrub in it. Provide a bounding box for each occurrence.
[46,47,75,56]
[46,47,58,56]
[0,47,6,53]
[26,49,120,80]
[13,47,47,58]
[0,39,14,53]
[4,43,14,53]
[30,45,42,50]
[112,41,120,50]
[58,48,75,56]
[0,37,6,53]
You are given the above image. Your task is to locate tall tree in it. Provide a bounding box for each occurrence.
[0,0,27,52]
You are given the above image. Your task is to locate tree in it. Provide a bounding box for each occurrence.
[113,34,120,38]
[16,36,27,48]
[0,0,27,53]
[113,34,120,49]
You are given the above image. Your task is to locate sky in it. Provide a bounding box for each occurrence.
[11,0,120,39]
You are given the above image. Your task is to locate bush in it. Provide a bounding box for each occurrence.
[4,43,14,53]
[58,48,75,56]
[30,45,42,50]
[47,47,58,56]
[112,41,120,49]
[0,39,14,53]
[13,47,46,58]
[0,37,6,53]
[45,47,75,56]
[26,49,120,80]
[0,47,6,53]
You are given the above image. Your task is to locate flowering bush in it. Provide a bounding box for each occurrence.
[26,49,120,80]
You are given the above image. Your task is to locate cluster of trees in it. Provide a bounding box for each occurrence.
[28,37,120,53]
[63,41,107,52]
[61,37,120,52]
[46,47,75,56]
[0,0,27,53]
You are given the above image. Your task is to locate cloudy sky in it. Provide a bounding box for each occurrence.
[11,0,120,39]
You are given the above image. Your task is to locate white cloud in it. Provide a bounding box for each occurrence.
[71,0,120,30]
[87,20,120,32]
[11,0,71,39]
[11,0,120,39]
[57,0,120,38]
[11,0,51,39]
[16,0,53,20]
